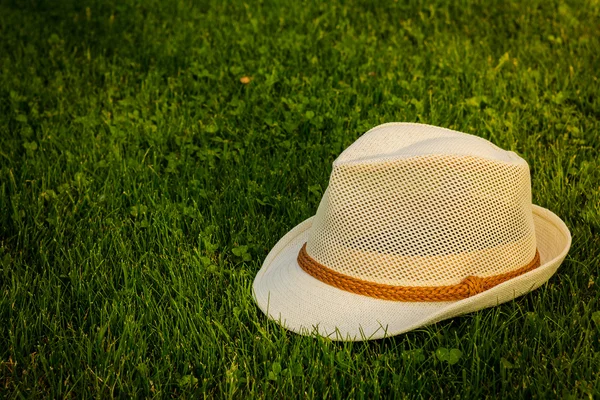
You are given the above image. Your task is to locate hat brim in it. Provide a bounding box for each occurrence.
[253,205,571,341]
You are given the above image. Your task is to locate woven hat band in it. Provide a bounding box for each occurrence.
[297,243,541,302]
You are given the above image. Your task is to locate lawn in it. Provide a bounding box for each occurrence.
[1,0,599,397]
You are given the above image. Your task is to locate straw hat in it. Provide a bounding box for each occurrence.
[253,123,571,341]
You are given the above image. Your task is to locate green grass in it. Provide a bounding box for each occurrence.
[1,0,599,397]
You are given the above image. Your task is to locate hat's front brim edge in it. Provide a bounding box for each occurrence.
[252,205,571,341]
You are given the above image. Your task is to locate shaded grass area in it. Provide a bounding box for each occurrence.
[0,0,599,397]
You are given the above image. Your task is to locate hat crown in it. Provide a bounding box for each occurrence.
[306,123,537,286]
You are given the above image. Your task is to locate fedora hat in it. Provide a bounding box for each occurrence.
[253,122,571,341]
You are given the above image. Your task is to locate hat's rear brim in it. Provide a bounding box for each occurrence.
[252,205,571,341]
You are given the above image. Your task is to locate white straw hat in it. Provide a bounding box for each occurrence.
[253,122,571,341]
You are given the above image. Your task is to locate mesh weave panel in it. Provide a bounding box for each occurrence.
[306,123,536,286]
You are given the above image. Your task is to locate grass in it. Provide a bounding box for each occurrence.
[0,0,599,397]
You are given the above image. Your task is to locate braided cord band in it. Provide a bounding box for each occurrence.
[297,243,541,302]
